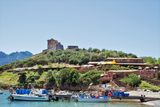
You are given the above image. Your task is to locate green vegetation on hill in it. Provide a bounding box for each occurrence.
[0,49,159,90]
[0,49,160,72]
[120,75,160,91]
[99,65,136,71]
[142,57,160,65]
[0,72,19,88]
[0,68,102,90]
[120,74,141,87]
[0,48,138,71]
[140,81,160,91]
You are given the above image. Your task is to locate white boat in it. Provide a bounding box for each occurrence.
[55,91,72,96]
[9,89,50,101]
[55,91,72,100]
[10,94,49,101]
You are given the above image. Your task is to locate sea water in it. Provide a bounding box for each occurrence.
[0,91,152,107]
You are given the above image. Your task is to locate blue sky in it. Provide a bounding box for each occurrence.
[0,0,160,58]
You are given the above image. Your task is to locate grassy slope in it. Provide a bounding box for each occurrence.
[0,72,19,86]
[140,81,160,91]
[0,71,48,87]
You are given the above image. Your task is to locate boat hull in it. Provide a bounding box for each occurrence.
[10,94,49,101]
[78,98,108,103]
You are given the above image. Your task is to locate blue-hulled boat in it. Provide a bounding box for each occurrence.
[77,91,130,103]
[78,96,108,103]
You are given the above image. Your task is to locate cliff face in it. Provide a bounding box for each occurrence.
[0,51,32,66]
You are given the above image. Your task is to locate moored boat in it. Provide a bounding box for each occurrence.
[55,91,72,96]
[10,94,49,101]
[9,89,50,101]
[77,96,108,103]
[76,91,130,103]
[76,92,108,103]
[54,91,72,100]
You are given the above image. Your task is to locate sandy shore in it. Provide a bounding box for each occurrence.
[143,100,160,107]
[127,90,160,98]
[127,90,160,107]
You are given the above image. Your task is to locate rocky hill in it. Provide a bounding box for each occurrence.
[0,51,33,66]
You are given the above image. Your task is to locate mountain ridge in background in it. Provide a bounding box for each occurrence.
[0,51,33,66]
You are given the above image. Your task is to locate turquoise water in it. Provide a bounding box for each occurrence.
[0,91,151,107]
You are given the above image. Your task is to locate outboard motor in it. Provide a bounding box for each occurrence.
[48,94,52,101]
[8,95,14,101]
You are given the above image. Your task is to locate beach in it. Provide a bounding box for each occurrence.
[128,90,160,107]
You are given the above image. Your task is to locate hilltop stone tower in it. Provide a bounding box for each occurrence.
[47,38,64,50]
[43,38,63,52]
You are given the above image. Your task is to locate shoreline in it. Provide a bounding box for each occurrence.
[128,91,160,107]
[143,100,160,107]
[2,89,160,106]
[127,90,160,98]
[143,102,155,107]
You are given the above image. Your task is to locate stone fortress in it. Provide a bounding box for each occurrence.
[43,38,79,52]
[47,38,64,51]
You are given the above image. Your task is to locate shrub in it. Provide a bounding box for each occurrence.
[140,81,160,91]
[120,74,141,87]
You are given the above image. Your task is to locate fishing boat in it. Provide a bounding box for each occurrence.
[76,91,130,103]
[76,92,108,103]
[55,91,72,96]
[77,96,108,103]
[9,89,50,101]
[55,91,72,100]
[10,94,49,101]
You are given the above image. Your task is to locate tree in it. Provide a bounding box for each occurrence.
[79,56,90,65]
[37,65,43,75]
[18,72,27,85]
[79,70,101,86]
[120,74,141,87]
[69,57,79,65]
[45,70,56,89]
[157,58,160,64]
[66,70,80,86]
[27,75,35,84]
[59,68,80,86]
[127,53,137,58]
[142,57,157,65]
[92,48,100,53]
[90,54,99,61]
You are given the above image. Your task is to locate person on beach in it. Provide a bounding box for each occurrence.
[108,91,112,99]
